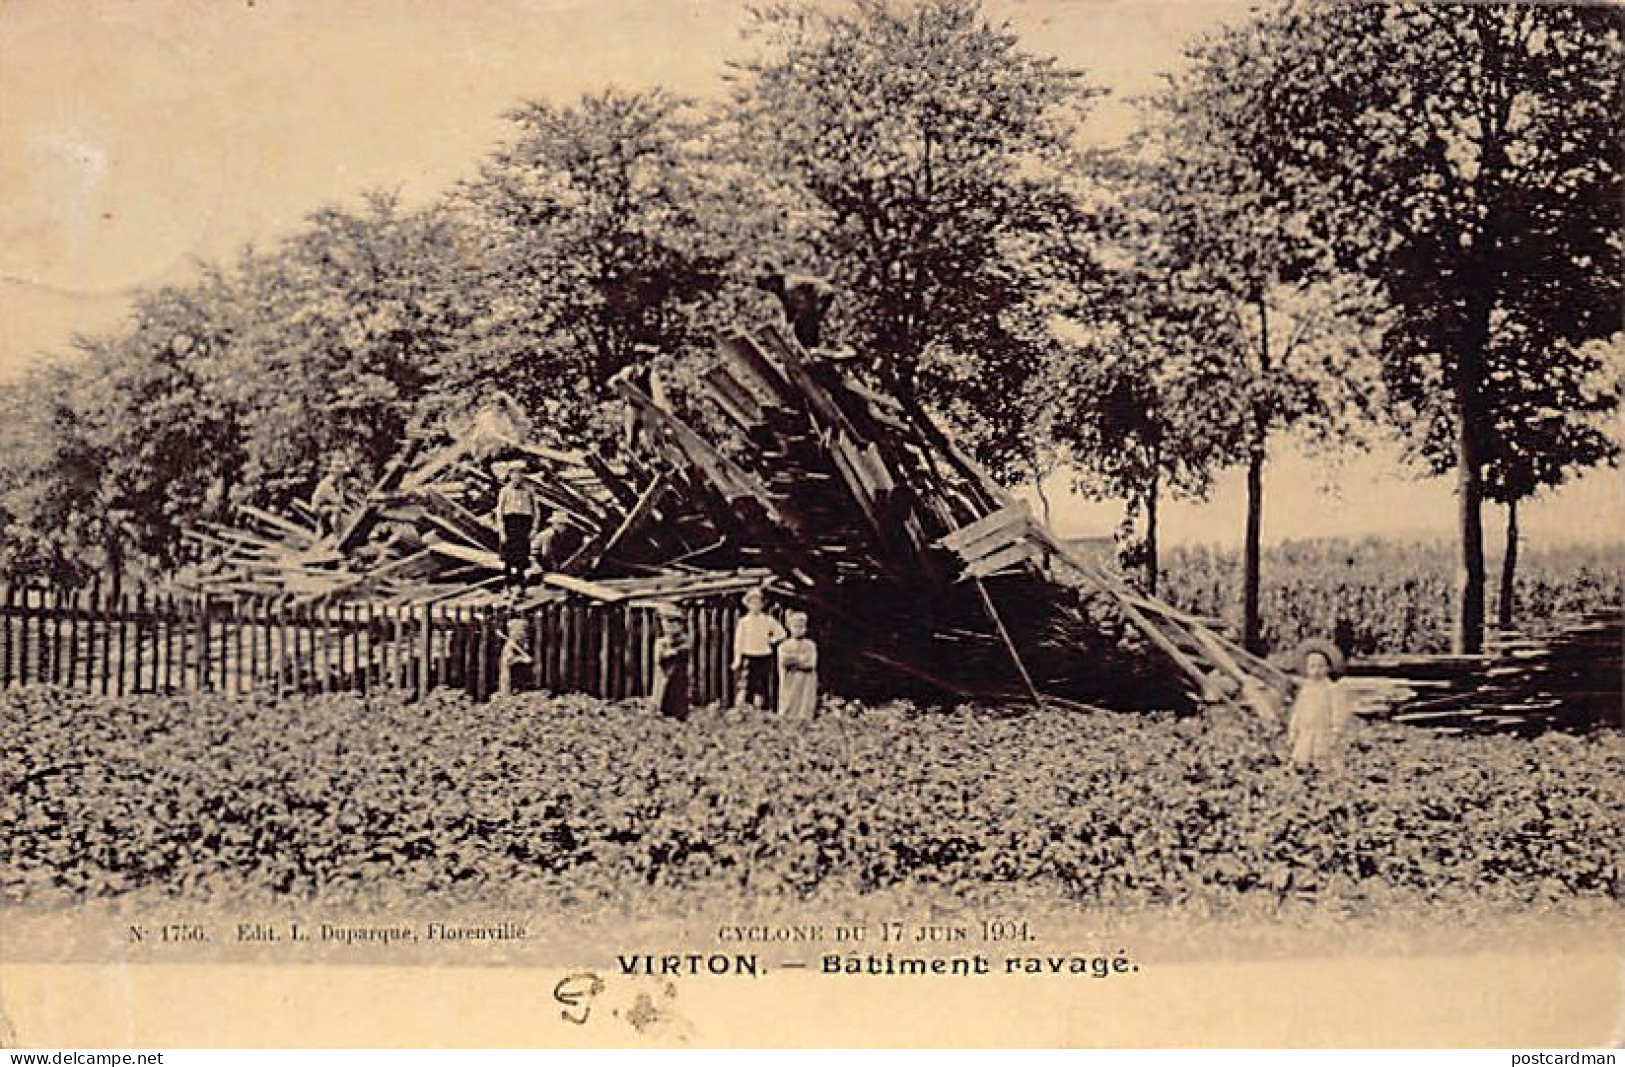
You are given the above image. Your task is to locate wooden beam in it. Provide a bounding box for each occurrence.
[974,576,1046,711]
[238,504,321,544]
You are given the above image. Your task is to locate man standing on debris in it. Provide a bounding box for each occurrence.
[495,464,538,598]
[758,268,835,349]
[310,456,350,537]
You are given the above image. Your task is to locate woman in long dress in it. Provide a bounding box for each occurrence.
[776,610,819,716]
[1287,638,1352,767]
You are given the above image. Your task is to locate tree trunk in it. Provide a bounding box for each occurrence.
[1497,497,1519,631]
[1243,444,1265,654]
[1243,293,1270,655]
[1454,297,1490,655]
[1029,454,1052,526]
[1145,463,1160,598]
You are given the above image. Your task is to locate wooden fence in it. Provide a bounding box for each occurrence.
[0,587,743,705]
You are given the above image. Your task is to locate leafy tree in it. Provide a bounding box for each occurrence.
[1228,2,1623,652]
[1126,41,1385,651]
[456,89,732,447]
[725,0,1101,482]
[0,363,107,587]
[1041,273,1240,596]
[217,194,475,503]
[1480,335,1620,628]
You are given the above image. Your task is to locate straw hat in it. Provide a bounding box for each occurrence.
[1295,638,1346,677]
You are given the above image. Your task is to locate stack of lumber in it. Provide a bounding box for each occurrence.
[183,324,1288,712]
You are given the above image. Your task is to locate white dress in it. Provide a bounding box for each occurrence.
[1288,678,1351,766]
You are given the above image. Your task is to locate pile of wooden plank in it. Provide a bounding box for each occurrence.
[184,324,1289,713]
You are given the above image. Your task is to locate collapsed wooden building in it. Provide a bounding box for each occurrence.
[185,325,1289,713]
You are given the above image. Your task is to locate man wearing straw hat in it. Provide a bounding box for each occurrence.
[1286,638,1352,767]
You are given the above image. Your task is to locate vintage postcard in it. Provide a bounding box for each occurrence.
[1,0,1621,1049]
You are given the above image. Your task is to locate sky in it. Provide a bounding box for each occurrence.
[1,0,1619,548]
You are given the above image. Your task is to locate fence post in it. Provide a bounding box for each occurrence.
[198,597,213,692]
[416,603,430,700]
[0,583,12,689]
[132,589,147,694]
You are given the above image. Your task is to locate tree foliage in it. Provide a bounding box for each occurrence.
[726,0,1101,475]
[1224,1,1623,649]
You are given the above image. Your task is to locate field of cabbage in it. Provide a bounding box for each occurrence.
[4,686,1620,916]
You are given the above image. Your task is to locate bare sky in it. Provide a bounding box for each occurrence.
[1,0,1618,546]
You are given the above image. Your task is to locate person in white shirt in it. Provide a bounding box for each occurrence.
[494,465,538,597]
[732,587,785,709]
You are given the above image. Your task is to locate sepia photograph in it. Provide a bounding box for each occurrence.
[1,0,1621,1049]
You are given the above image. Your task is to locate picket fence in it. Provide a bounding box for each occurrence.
[0,587,744,705]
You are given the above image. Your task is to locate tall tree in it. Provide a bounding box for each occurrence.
[1041,274,1240,596]
[1129,42,1384,651]
[1230,2,1623,652]
[1480,335,1620,628]
[457,88,731,446]
[725,0,1101,480]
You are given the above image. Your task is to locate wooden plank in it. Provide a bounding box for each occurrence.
[611,377,774,509]
[699,364,767,430]
[50,588,62,686]
[159,594,172,694]
[238,503,321,544]
[938,502,1032,554]
[424,538,504,571]
[66,587,83,688]
[136,590,152,694]
[950,518,1035,568]
[416,491,501,550]
[594,475,668,566]
[335,439,423,552]
[474,608,490,701]
[961,540,1040,580]
[578,450,640,511]
[715,332,798,410]
[541,573,629,603]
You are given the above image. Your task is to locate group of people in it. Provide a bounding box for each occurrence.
[497,585,821,719]
[651,587,819,722]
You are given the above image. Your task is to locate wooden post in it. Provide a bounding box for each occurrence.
[692,604,709,706]
[292,601,305,695]
[551,605,565,692]
[18,588,32,686]
[1,584,13,689]
[64,587,81,689]
[158,594,170,694]
[598,607,613,698]
[229,599,242,695]
[474,608,490,701]
[48,587,62,686]
[242,595,256,693]
[422,603,434,692]
[191,598,207,693]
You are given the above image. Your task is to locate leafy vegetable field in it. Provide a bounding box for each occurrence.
[5,687,1620,916]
